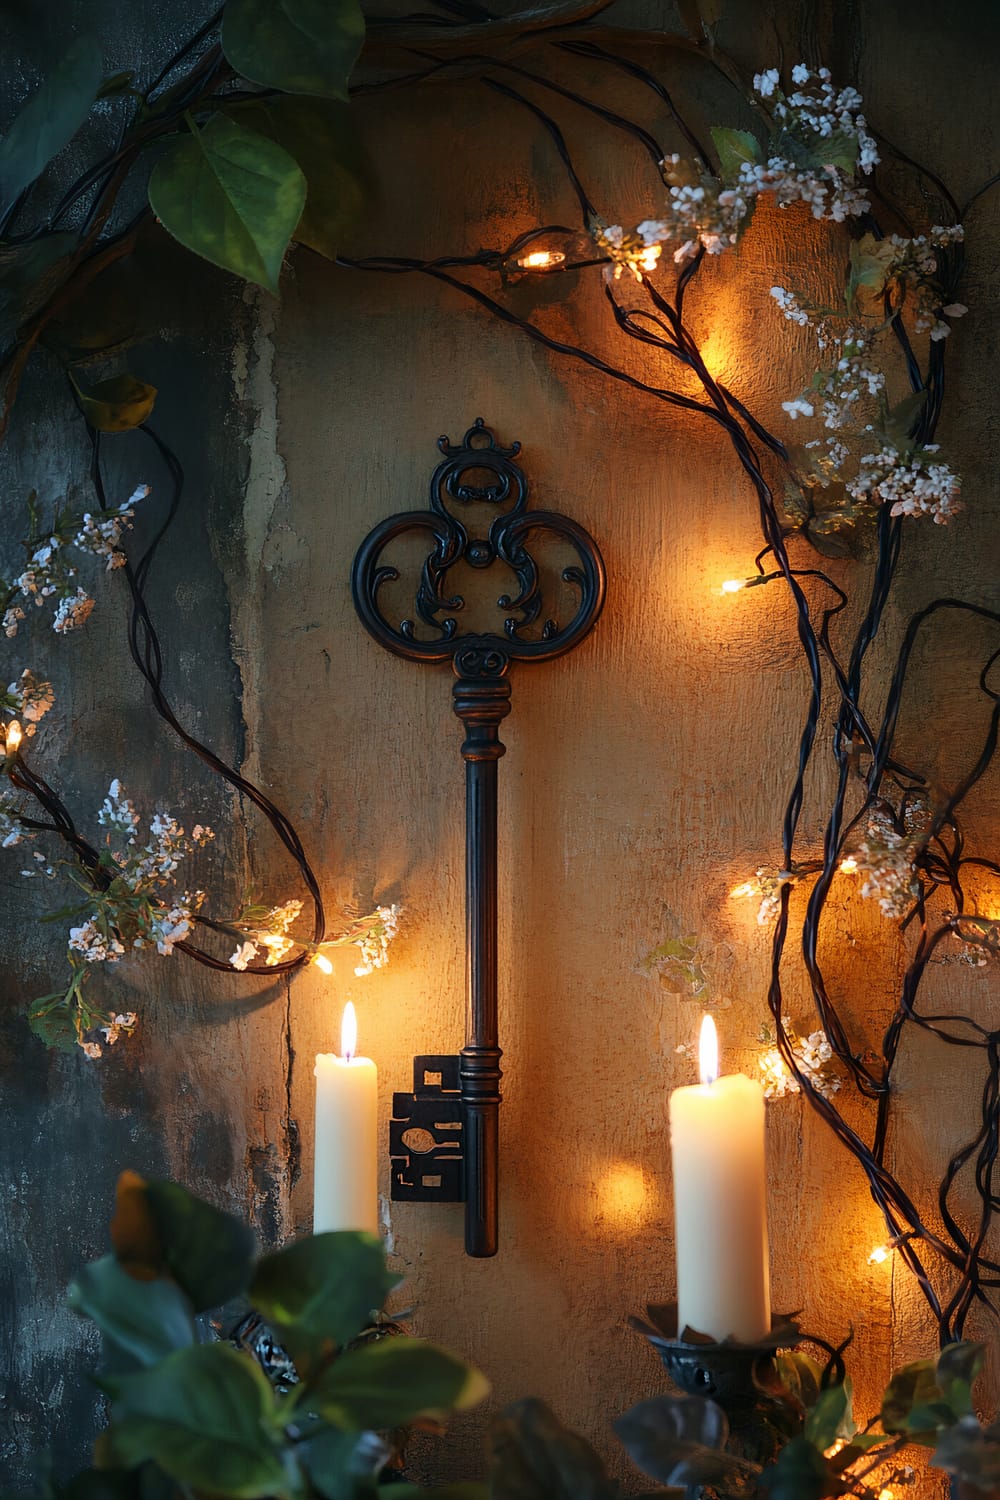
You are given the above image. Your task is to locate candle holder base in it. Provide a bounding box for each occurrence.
[630,1304,802,1472]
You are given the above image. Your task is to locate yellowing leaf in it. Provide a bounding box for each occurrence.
[73,373,156,432]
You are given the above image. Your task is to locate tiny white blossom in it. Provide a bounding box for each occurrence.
[782,398,814,419]
[52,588,95,634]
[230,940,258,971]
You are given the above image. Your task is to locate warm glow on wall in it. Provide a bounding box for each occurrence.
[591,1160,652,1227]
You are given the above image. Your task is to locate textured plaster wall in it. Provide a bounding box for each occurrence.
[2,0,1000,1489]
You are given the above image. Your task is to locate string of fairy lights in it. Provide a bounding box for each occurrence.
[341,32,1000,1342]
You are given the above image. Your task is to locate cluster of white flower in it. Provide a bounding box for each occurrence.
[148,903,194,956]
[60,783,214,970]
[756,63,879,173]
[758,1017,842,1100]
[229,898,305,970]
[849,444,962,523]
[732,867,796,925]
[97,779,141,839]
[78,1010,139,1059]
[607,65,881,274]
[353,903,401,976]
[771,292,886,431]
[74,485,147,569]
[590,219,666,280]
[853,808,923,919]
[5,669,54,735]
[634,162,752,266]
[863,226,967,340]
[2,483,148,638]
[69,918,126,964]
[52,588,96,633]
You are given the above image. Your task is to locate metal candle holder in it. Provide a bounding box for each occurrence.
[351,418,606,1256]
[631,1304,802,1470]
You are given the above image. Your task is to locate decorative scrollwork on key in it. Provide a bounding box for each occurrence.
[351,420,606,1256]
[352,418,606,665]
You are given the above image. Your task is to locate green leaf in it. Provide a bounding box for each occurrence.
[381,1488,490,1499]
[71,373,157,432]
[882,1357,953,1440]
[105,1344,286,1498]
[0,37,103,206]
[709,126,761,178]
[613,1397,747,1488]
[813,130,860,175]
[306,1337,489,1431]
[144,1179,258,1312]
[804,1384,853,1450]
[68,1254,195,1371]
[28,992,78,1051]
[760,1436,838,1500]
[251,1232,398,1376]
[222,0,364,101]
[226,96,371,259]
[883,389,928,449]
[936,1342,984,1418]
[148,114,306,293]
[299,1427,391,1500]
[489,1398,620,1500]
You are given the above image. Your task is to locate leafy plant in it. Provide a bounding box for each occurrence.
[607,1341,1000,1500]
[0,0,371,439]
[36,1172,488,1500]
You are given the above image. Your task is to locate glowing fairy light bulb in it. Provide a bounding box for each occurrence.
[877,1489,895,1500]
[824,1438,847,1459]
[868,1243,890,1264]
[730,879,757,899]
[312,952,334,975]
[4,719,22,755]
[516,249,565,270]
[637,244,661,273]
[721,578,746,594]
[840,857,859,875]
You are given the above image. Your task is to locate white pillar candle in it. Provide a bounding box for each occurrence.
[669,1014,771,1343]
[313,1001,379,1234]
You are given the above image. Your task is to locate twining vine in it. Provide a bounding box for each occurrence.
[0,0,397,1054]
[2,0,1000,1360]
[341,21,1000,1347]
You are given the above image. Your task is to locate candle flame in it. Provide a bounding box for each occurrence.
[341,1001,357,1062]
[312,952,334,975]
[698,1013,719,1086]
[5,719,22,754]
